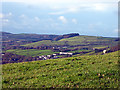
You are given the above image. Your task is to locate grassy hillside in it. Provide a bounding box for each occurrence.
[23,40,66,47]
[23,36,117,47]
[2,51,119,88]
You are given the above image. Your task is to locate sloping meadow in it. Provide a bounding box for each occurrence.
[23,36,118,47]
[2,51,119,88]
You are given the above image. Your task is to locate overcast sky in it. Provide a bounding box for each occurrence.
[1,0,118,37]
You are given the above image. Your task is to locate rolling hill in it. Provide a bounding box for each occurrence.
[23,35,118,47]
[2,32,58,41]
[2,51,119,88]
[2,32,79,42]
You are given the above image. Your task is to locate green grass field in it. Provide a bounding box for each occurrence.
[5,49,59,57]
[23,36,116,47]
[2,51,119,88]
[69,50,91,53]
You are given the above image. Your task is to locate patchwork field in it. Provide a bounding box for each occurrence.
[2,51,119,88]
[5,49,59,57]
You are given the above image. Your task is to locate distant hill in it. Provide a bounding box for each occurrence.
[1,32,59,42]
[53,33,79,41]
[1,32,119,51]
[23,35,118,48]
[1,32,80,42]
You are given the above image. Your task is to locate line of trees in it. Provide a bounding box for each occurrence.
[2,52,42,64]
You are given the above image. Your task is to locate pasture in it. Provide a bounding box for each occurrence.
[5,49,59,57]
[2,51,119,88]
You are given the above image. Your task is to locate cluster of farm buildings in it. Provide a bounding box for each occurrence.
[35,48,107,60]
[35,52,73,60]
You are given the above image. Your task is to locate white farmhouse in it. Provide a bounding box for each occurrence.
[60,52,73,55]
[103,50,107,54]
